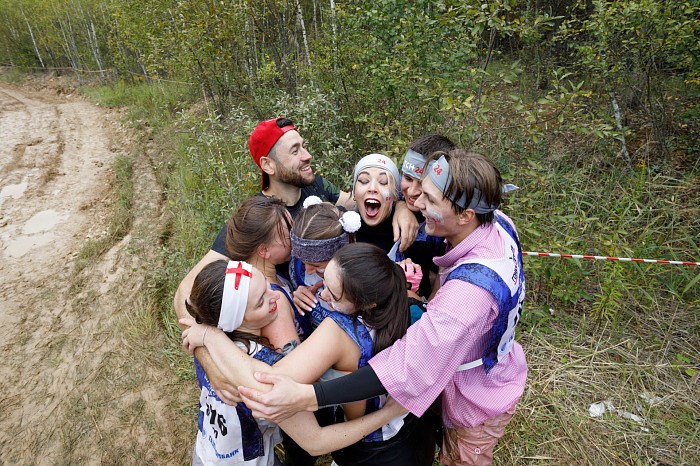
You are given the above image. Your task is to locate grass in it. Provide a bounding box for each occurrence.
[71,68,700,465]
[502,300,699,464]
[0,66,26,83]
[73,153,134,275]
[111,153,135,237]
[81,79,191,131]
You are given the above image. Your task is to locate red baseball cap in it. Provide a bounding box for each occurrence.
[249,118,297,189]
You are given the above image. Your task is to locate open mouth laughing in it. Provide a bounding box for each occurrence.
[364,198,382,218]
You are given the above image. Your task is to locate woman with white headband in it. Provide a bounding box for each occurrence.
[183,259,408,465]
[181,242,435,465]
[352,153,404,257]
[222,196,311,347]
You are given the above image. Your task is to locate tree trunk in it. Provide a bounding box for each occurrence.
[330,0,337,71]
[90,19,105,76]
[6,43,14,66]
[65,15,83,69]
[51,1,77,70]
[609,91,631,164]
[296,0,311,68]
[20,7,45,70]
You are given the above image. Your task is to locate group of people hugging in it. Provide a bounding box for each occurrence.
[174,118,528,466]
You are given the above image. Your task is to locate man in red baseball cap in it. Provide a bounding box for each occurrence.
[246,117,352,218]
[249,118,312,190]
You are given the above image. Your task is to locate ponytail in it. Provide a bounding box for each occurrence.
[361,263,410,355]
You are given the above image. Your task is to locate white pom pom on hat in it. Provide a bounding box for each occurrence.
[303,195,323,209]
[339,211,362,233]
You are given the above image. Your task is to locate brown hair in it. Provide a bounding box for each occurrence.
[186,260,271,352]
[293,202,355,243]
[408,134,456,159]
[331,243,410,355]
[225,195,292,260]
[423,149,503,225]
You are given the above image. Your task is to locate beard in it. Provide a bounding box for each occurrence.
[276,163,315,188]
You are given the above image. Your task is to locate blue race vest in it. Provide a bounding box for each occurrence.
[445,215,525,374]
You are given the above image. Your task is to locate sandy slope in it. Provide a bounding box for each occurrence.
[0,79,195,464]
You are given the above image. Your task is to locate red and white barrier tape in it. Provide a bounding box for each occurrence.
[523,251,700,266]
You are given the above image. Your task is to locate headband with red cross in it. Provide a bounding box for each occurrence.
[219,261,253,332]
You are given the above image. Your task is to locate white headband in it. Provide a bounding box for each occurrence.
[219,261,253,332]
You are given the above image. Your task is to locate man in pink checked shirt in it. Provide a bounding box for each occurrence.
[238,149,527,466]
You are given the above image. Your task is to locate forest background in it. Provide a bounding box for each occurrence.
[1,0,698,464]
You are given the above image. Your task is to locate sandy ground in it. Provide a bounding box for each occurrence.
[0,80,195,464]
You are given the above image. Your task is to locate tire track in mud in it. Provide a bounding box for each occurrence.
[0,80,193,464]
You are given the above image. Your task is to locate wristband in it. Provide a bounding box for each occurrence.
[202,326,209,348]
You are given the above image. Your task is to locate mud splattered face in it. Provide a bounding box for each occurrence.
[302,260,329,278]
[354,167,395,226]
[414,177,461,239]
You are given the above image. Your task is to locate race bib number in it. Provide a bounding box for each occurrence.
[199,388,241,460]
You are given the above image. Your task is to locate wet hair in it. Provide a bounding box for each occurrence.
[408,134,456,161]
[186,260,271,352]
[423,149,503,225]
[293,202,356,243]
[331,243,410,355]
[225,195,292,261]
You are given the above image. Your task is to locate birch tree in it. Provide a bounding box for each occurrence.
[296,0,311,68]
[20,5,45,69]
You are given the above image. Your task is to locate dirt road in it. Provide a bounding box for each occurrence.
[0,79,195,464]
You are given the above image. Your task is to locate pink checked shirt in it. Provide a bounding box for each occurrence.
[369,212,528,429]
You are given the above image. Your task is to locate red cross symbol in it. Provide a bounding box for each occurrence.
[226,262,252,290]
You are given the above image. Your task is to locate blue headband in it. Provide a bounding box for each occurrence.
[427,155,518,213]
[290,228,349,263]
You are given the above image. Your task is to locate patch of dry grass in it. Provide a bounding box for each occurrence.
[497,296,699,465]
